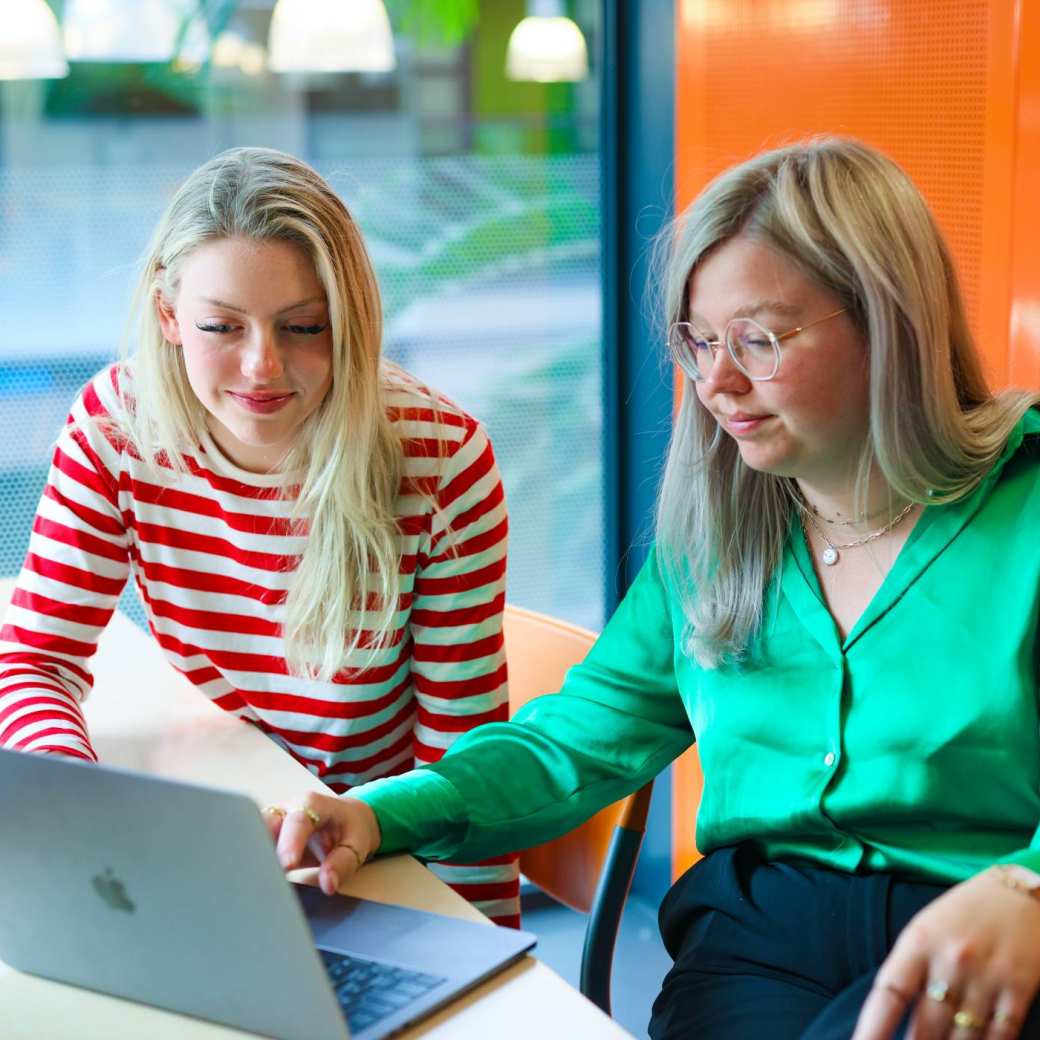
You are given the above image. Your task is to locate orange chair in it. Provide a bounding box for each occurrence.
[503,604,654,1017]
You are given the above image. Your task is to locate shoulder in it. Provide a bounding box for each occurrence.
[999,407,1040,482]
[382,363,487,456]
[64,362,135,451]
[1017,407,1040,450]
[69,362,131,420]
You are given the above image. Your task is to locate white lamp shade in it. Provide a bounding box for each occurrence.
[0,0,69,80]
[506,16,588,82]
[212,32,268,76]
[63,0,209,63]
[268,0,396,74]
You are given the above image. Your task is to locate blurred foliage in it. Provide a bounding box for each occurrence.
[41,0,482,116]
[44,64,201,116]
[384,0,480,47]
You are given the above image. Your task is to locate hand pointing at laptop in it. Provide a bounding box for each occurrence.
[263,793,382,895]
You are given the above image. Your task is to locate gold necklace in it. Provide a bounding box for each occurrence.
[804,500,893,527]
[799,500,916,566]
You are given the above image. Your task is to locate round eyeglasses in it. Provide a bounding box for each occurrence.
[667,307,848,382]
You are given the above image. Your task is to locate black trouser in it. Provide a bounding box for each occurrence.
[649,843,1040,1040]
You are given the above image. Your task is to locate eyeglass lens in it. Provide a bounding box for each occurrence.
[669,318,779,381]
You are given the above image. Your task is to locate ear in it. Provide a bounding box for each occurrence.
[154,288,181,346]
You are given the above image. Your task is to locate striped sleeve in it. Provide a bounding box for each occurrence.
[0,381,131,760]
[409,418,519,926]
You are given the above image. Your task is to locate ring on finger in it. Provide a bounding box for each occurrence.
[952,1009,986,1032]
[263,805,287,818]
[992,1009,1019,1029]
[292,806,321,827]
[333,841,365,867]
[925,978,952,1003]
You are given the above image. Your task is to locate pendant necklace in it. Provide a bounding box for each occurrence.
[799,500,916,566]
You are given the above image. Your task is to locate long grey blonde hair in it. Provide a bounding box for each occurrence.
[655,137,1040,668]
[121,147,401,680]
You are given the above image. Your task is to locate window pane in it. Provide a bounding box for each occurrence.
[0,0,603,630]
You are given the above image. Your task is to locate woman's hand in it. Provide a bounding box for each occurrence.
[262,792,382,896]
[852,867,1040,1040]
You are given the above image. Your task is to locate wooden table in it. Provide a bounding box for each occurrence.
[0,581,631,1039]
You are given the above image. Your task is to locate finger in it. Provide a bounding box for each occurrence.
[852,981,915,1040]
[853,948,929,1040]
[261,804,287,840]
[318,841,366,896]
[276,805,324,870]
[986,989,1031,1040]
[948,1006,993,1040]
[948,979,998,1040]
[908,974,960,1039]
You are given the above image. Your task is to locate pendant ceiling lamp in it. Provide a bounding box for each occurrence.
[63,0,209,64]
[506,0,588,83]
[268,0,396,74]
[212,32,267,77]
[1,0,69,80]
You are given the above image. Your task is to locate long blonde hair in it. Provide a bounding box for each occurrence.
[655,137,1040,667]
[121,147,402,680]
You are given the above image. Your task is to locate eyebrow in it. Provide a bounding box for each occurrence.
[689,299,802,329]
[731,300,802,320]
[200,296,327,315]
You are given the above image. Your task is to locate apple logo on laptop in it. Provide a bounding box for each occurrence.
[92,867,135,914]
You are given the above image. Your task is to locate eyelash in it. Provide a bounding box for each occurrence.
[194,323,328,336]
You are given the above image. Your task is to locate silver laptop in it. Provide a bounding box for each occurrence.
[0,747,536,1040]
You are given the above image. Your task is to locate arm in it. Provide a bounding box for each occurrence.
[853,866,1040,1040]
[407,419,517,924]
[853,621,1040,1038]
[273,546,693,893]
[352,544,694,864]
[0,378,130,760]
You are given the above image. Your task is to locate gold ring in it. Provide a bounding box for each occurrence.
[952,1009,986,1031]
[992,1010,1018,1028]
[333,841,365,866]
[292,806,321,827]
[925,978,951,1003]
[263,805,287,818]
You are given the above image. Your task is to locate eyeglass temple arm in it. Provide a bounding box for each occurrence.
[774,306,847,344]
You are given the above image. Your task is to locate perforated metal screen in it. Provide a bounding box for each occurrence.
[676,0,1005,376]
[0,154,604,630]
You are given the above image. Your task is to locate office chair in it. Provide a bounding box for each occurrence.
[503,604,654,1017]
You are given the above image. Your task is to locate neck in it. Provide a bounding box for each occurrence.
[794,470,907,532]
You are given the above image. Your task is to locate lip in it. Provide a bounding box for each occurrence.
[228,390,295,414]
[721,412,773,436]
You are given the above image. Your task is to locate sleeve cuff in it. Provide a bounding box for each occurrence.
[346,767,468,860]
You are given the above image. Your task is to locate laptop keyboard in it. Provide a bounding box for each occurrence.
[319,948,446,1034]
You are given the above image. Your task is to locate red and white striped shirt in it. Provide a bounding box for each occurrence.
[0,364,519,926]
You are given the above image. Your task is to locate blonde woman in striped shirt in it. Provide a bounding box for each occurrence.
[0,148,519,925]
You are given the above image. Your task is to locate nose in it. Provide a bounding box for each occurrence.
[241,326,284,382]
[699,344,751,398]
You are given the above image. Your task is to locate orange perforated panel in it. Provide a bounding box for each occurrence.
[1009,2,1040,386]
[671,0,1037,880]
[676,0,1016,383]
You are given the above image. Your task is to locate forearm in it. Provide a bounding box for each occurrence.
[0,674,95,758]
[360,548,692,863]
[352,702,685,864]
[1,606,107,760]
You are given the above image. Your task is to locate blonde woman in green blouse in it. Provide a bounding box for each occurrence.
[266,139,1040,1039]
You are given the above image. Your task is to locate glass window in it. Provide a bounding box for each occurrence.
[0,0,604,629]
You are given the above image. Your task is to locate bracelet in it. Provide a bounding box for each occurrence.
[991,864,1040,904]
